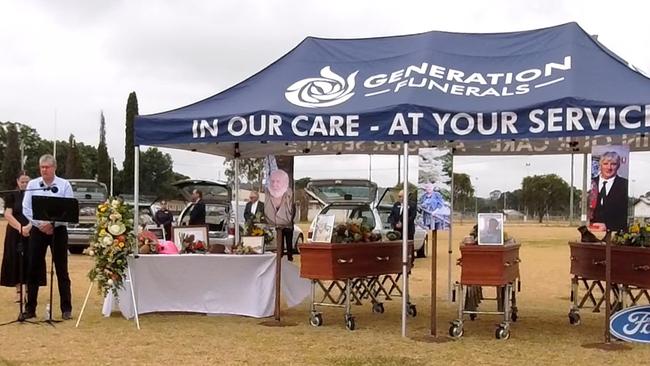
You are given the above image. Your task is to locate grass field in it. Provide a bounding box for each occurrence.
[0,220,648,365]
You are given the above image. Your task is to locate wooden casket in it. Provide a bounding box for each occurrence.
[569,242,650,288]
[459,243,521,286]
[298,241,413,281]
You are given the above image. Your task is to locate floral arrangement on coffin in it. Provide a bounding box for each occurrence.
[180,233,207,253]
[138,230,159,254]
[462,224,514,245]
[332,219,382,243]
[613,222,650,247]
[87,198,135,297]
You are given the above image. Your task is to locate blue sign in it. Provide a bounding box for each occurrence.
[610,305,650,343]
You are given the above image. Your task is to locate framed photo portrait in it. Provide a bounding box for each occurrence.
[477,213,504,245]
[312,214,335,243]
[171,225,209,252]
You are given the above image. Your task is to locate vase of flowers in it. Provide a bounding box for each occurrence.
[138,230,159,254]
[87,197,135,297]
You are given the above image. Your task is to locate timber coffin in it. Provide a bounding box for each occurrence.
[459,243,521,286]
[298,241,413,281]
[569,242,650,288]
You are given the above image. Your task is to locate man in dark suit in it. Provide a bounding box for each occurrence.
[154,200,174,240]
[591,151,628,232]
[243,190,264,223]
[188,189,206,225]
[388,190,416,240]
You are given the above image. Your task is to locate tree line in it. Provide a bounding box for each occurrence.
[1,92,187,199]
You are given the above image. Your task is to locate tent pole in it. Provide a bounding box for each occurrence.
[448,151,454,301]
[234,158,240,246]
[581,153,588,224]
[569,153,575,225]
[401,143,409,338]
[132,145,141,329]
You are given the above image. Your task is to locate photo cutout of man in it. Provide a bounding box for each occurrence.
[590,148,629,232]
[264,169,295,260]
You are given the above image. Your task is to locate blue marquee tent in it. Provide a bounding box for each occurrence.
[135,22,650,157]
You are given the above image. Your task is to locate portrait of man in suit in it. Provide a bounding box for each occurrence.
[244,190,264,223]
[589,149,629,232]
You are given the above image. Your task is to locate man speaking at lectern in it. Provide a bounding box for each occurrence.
[21,154,74,320]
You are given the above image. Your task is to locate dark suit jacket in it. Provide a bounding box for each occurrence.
[388,201,416,240]
[189,200,206,225]
[592,175,628,231]
[244,201,265,222]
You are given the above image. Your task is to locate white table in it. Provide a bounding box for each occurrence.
[102,254,310,318]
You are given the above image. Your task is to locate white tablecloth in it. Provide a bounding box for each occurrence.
[102,254,310,318]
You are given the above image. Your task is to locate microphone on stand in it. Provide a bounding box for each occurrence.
[39,182,59,193]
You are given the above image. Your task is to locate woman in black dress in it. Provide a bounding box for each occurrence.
[1,171,39,301]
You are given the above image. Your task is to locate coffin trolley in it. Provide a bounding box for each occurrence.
[568,242,650,325]
[299,241,416,330]
[450,243,521,340]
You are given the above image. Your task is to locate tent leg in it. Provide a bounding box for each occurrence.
[401,142,409,338]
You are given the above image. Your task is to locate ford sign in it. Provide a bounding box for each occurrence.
[610,305,650,343]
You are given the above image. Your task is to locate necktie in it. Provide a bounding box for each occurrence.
[599,180,607,205]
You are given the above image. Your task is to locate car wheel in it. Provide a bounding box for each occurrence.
[293,234,303,254]
[416,243,426,258]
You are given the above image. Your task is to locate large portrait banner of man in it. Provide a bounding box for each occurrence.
[589,145,630,232]
[417,148,452,231]
[263,155,296,259]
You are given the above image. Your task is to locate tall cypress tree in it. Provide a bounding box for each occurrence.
[97,111,111,186]
[122,92,138,194]
[1,123,22,190]
[65,134,82,178]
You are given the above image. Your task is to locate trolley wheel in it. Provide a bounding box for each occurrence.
[372,302,385,314]
[568,311,581,326]
[407,304,417,317]
[495,326,510,340]
[448,324,464,338]
[469,313,477,321]
[309,313,323,327]
[345,316,356,331]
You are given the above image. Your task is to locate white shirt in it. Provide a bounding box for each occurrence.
[598,177,614,196]
[250,200,258,214]
[22,175,74,227]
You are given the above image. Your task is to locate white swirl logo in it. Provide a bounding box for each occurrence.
[285,66,358,108]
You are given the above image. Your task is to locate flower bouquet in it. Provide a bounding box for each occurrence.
[138,230,159,254]
[331,219,382,243]
[613,222,650,247]
[87,198,135,297]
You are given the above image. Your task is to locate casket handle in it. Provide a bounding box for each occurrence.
[376,256,390,262]
[514,258,522,263]
[456,258,463,266]
[593,259,606,266]
[337,258,354,264]
[504,261,512,267]
[634,264,650,271]
[570,256,576,261]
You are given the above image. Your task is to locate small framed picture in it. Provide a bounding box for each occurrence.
[171,225,209,252]
[477,213,504,245]
[242,236,264,254]
[313,214,335,243]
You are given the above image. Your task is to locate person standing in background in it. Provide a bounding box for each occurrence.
[154,200,174,240]
[189,189,206,225]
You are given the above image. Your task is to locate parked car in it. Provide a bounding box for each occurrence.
[173,179,303,251]
[67,179,108,254]
[305,179,427,257]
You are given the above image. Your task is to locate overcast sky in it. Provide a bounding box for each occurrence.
[1,0,649,197]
